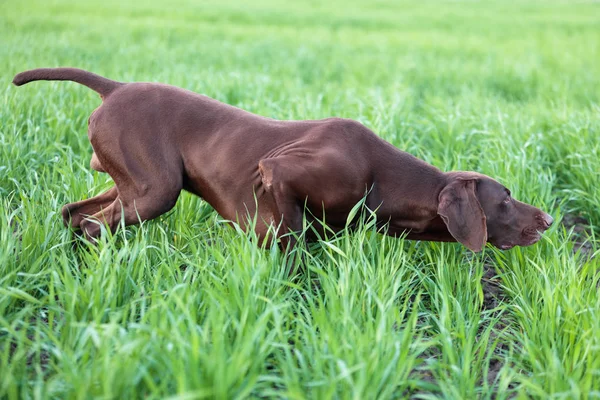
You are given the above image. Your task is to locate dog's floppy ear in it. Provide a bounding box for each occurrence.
[437,179,487,252]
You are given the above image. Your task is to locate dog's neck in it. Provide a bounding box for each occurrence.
[371,151,447,233]
[383,170,489,242]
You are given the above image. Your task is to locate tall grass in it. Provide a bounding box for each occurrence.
[1,0,599,398]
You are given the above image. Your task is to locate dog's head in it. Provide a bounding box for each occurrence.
[437,172,553,252]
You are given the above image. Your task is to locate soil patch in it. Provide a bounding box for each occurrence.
[481,262,506,311]
[562,214,594,258]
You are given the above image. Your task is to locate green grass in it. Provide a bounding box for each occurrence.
[1,0,599,398]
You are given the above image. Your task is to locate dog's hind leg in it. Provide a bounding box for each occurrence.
[78,151,183,240]
[62,186,118,229]
[90,152,106,172]
[79,182,182,241]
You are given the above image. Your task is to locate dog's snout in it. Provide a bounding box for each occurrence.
[538,213,553,229]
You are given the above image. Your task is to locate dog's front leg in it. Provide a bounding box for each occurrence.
[258,158,304,252]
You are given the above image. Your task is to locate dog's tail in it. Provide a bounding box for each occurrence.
[12,67,123,99]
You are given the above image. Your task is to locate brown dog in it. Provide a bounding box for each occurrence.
[13,68,553,252]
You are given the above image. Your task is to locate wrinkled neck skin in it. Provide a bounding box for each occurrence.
[370,155,468,243]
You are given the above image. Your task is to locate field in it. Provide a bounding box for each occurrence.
[1,0,599,398]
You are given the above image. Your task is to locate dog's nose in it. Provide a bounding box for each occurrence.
[539,213,554,229]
